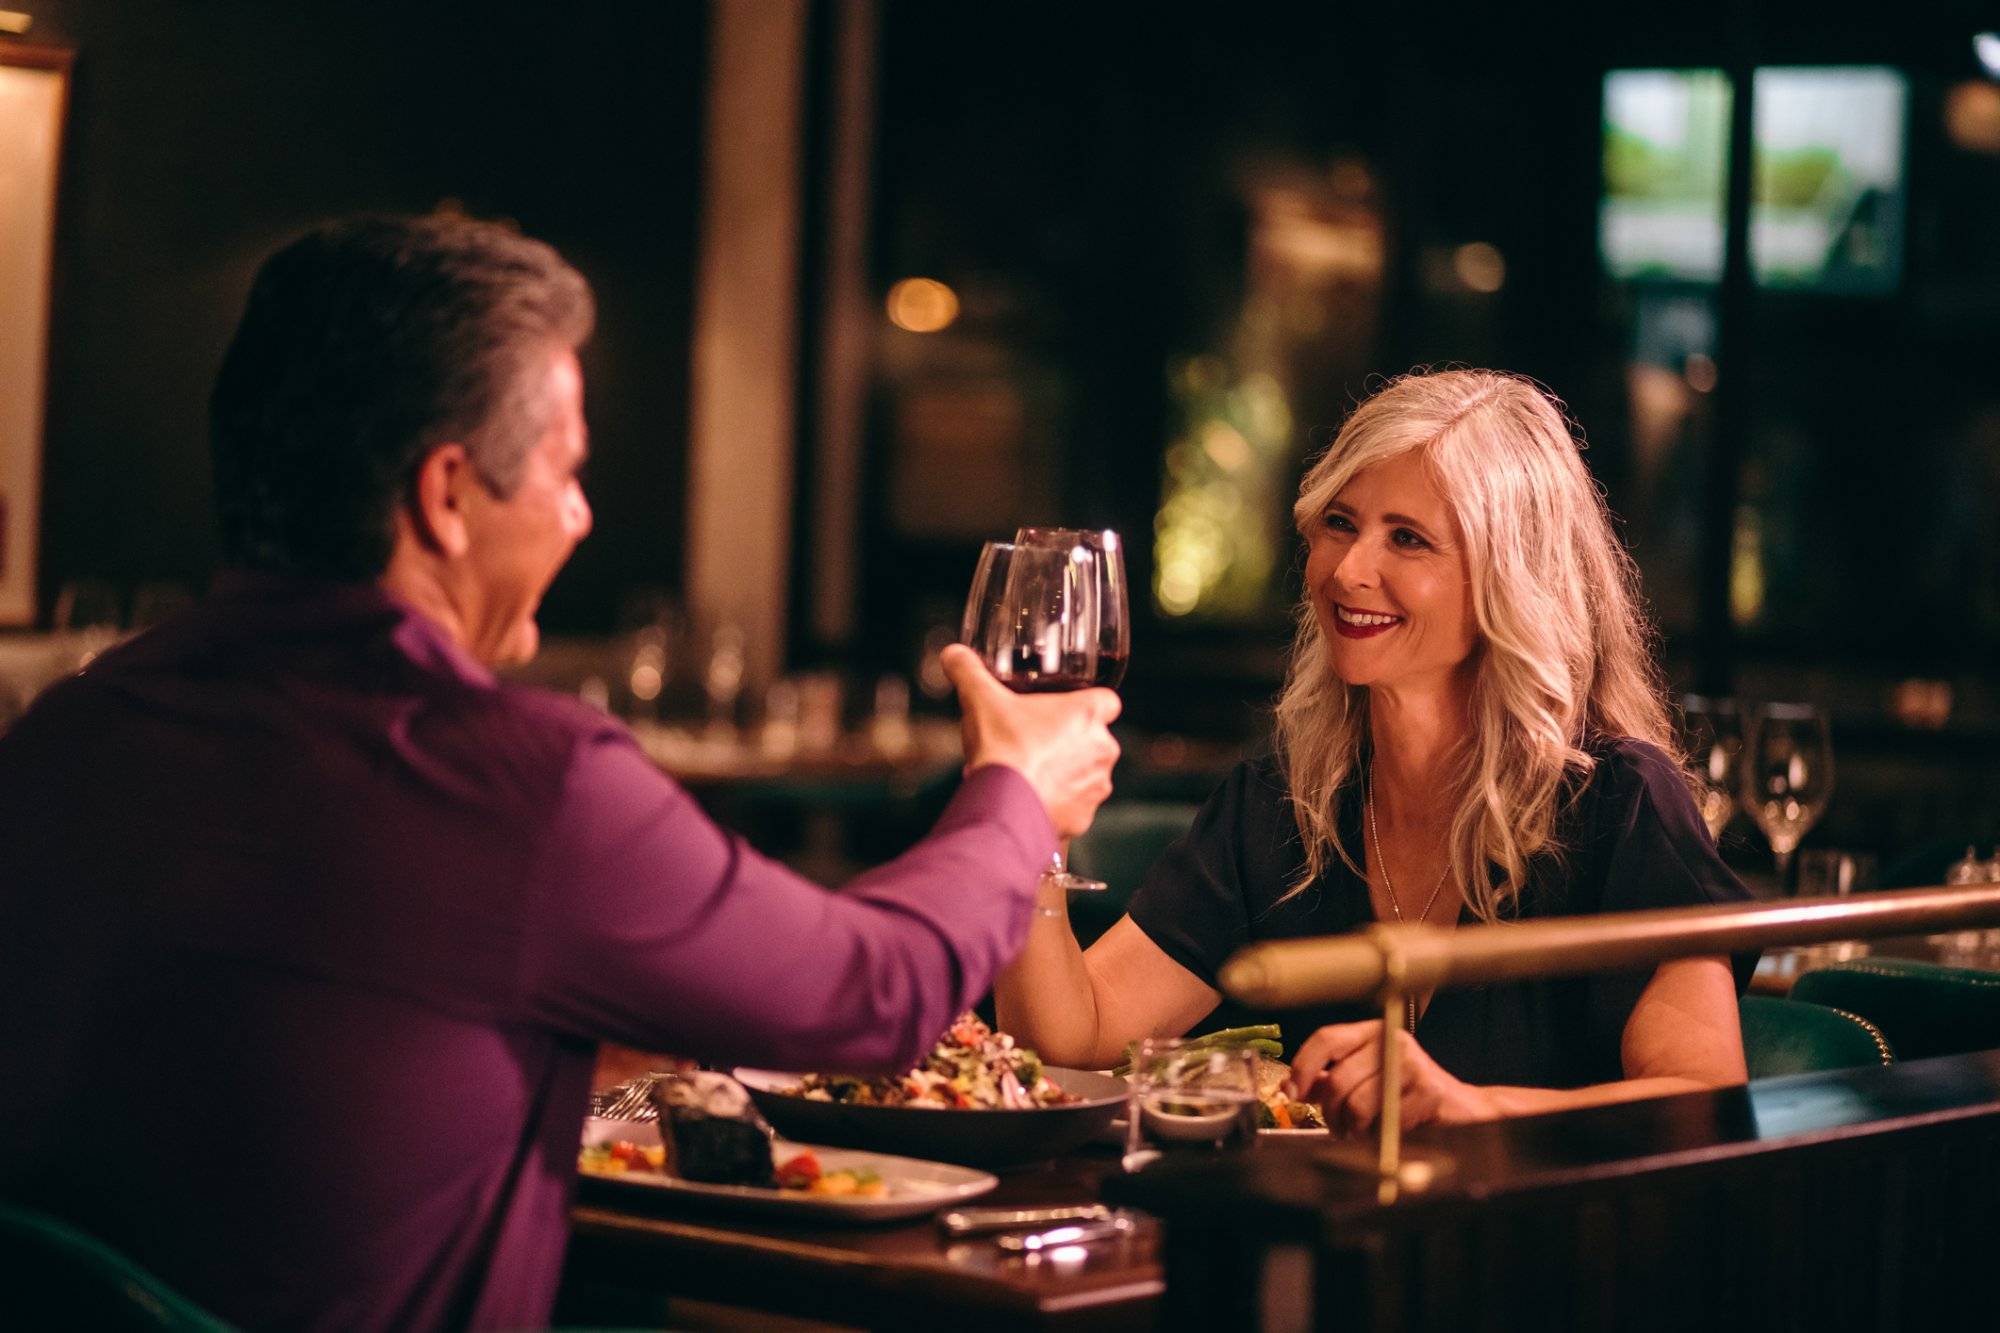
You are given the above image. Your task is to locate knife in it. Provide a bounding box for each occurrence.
[938,1204,1115,1237]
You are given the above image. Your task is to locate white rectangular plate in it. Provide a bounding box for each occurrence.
[579,1117,998,1223]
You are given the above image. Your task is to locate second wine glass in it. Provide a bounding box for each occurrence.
[1739,702,1834,894]
[962,538,1107,891]
[1014,528,1130,689]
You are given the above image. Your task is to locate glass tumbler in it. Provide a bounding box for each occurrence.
[1122,1038,1260,1172]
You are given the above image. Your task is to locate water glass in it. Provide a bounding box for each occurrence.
[1122,1038,1259,1172]
[1796,850,1876,964]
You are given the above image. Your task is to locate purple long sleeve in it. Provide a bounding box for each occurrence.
[525,735,1051,1071]
[0,579,1057,1331]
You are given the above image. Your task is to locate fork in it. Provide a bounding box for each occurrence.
[590,1076,661,1121]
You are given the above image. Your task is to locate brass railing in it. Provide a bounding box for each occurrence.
[1217,884,2000,1201]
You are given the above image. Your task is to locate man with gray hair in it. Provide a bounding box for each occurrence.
[0,214,1120,1330]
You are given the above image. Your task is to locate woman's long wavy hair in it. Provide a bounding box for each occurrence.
[1274,369,1680,922]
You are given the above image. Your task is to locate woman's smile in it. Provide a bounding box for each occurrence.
[1333,603,1404,638]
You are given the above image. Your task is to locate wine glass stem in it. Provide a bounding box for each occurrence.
[1774,847,1794,895]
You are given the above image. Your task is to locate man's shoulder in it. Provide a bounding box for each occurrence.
[429,679,635,780]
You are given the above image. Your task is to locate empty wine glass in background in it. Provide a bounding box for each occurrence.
[616,589,681,724]
[1679,695,1743,843]
[961,538,1105,891]
[701,620,747,740]
[1013,528,1130,689]
[1739,702,1835,894]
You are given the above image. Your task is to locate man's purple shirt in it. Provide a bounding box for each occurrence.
[0,579,1052,1329]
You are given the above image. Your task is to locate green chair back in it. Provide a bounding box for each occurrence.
[1791,957,2000,1062]
[0,1204,234,1331]
[1067,801,1198,948]
[1739,994,1894,1078]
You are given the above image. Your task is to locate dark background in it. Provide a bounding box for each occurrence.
[18,1,706,634]
[9,0,2000,824]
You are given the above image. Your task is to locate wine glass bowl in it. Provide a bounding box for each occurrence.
[960,541,1101,693]
[1738,702,1834,893]
[1013,528,1130,690]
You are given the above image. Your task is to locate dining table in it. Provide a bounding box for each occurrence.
[560,1147,1163,1331]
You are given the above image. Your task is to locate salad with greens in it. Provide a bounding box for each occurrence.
[788,1013,1079,1110]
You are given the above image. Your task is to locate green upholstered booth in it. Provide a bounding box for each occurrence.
[0,1204,232,1331]
[1739,994,1894,1078]
[1066,801,1199,949]
[1791,957,2000,1062]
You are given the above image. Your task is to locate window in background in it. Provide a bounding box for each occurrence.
[1600,70,1732,638]
[1750,66,1906,294]
[1602,70,1733,284]
[1599,65,1917,650]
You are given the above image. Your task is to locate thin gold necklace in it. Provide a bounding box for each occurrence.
[1366,776,1452,1033]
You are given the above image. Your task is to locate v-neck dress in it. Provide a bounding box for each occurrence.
[1125,737,1756,1089]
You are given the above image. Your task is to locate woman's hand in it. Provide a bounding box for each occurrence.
[1290,1020,1499,1136]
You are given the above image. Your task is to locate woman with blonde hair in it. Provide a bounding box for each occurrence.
[995,368,1750,1133]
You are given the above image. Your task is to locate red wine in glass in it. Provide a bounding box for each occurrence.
[962,539,1107,891]
[994,647,1101,693]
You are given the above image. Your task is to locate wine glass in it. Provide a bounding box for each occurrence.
[1014,528,1131,689]
[1013,529,1132,892]
[1738,702,1834,893]
[961,539,1106,891]
[1679,695,1743,843]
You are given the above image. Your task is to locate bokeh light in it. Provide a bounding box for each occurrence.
[886,277,959,332]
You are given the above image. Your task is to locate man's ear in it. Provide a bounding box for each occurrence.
[406,443,475,558]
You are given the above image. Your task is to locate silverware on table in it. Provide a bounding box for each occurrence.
[993,1215,1139,1253]
[938,1204,1115,1237]
[590,1075,662,1121]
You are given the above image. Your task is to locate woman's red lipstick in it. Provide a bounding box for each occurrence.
[1332,604,1402,639]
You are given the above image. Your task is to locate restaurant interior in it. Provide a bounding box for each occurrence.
[5,1,2000,1329]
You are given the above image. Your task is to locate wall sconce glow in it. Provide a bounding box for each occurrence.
[886,277,959,333]
[1976,32,2000,80]
[1452,241,1506,293]
[0,12,32,35]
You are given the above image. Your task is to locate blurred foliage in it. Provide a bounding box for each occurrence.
[1755,146,1843,209]
[1152,358,1292,621]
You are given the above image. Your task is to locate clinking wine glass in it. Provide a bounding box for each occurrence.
[1013,528,1131,690]
[1679,695,1743,843]
[962,539,1107,892]
[1739,702,1834,894]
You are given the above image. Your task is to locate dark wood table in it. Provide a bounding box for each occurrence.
[1107,1051,2000,1331]
[562,1148,1162,1331]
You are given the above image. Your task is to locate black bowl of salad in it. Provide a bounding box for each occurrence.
[734,1014,1127,1169]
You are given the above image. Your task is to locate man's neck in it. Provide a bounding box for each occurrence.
[378,545,474,659]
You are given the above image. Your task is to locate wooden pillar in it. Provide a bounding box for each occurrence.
[686,0,808,689]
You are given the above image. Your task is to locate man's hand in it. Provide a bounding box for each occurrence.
[942,644,1120,838]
